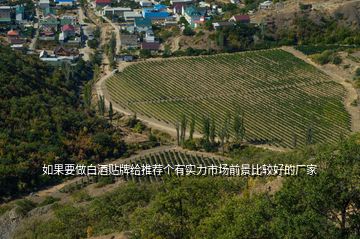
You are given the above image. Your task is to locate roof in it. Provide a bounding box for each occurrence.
[135,17,152,27]
[213,22,234,27]
[60,18,72,25]
[0,6,11,10]
[143,9,170,19]
[62,24,75,31]
[16,6,25,14]
[184,6,206,17]
[124,11,143,19]
[7,30,19,36]
[120,34,138,45]
[153,4,167,11]
[231,15,250,22]
[141,42,160,50]
[56,0,75,2]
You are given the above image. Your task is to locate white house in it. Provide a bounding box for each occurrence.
[102,6,132,17]
[140,0,152,7]
[123,11,143,22]
[145,29,155,43]
[259,0,273,10]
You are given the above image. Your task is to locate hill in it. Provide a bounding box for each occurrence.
[106,49,350,148]
[0,46,126,201]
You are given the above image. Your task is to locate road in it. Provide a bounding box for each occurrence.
[29,7,40,51]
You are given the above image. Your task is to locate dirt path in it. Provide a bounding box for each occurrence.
[282,46,360,133]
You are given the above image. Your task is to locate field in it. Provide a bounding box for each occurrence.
[106,49,351,148]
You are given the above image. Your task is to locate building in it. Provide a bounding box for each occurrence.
[102,6,132,17]
[212,21,234,30]
[7,30,25,44]
[183,5,206,28]
[55,0,76,6]
[259,0,273,10]
[15,5,25,23]
[54,46,79,56]
[142,5,170,21]
[120,34,138,49]
[95,0,111,8]
[0,6,11,24]
[141,42,160,51]
[170,0,193,4]
[123,11,143,22]
[39,50,77,64]
[140,0,152,7]
[144,29,155,42]
[229,15,250,24]
[39,0,50,9]
[134,17,152,32]
[43,7,55,17]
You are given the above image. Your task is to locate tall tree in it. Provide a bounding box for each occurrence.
[189,114,195,140]
[108,101,114,122]
[202,116,210,143]
[180,114,187,144]
[210,117,216,144]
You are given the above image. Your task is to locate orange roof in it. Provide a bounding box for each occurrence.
[7,30,19,36]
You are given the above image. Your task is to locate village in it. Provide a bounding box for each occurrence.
[0,0,284,65]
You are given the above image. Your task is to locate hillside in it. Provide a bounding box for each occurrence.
[0,46,126,201]
[106,49,350,148]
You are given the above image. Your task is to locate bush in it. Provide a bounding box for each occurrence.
[183,26,195,36]
[38,196,60,207]
[15,199,37,216]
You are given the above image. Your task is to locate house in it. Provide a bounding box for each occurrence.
[39,50,77,64]
[60,15,77,26]
[230,0,239,4]
[61,24,76,38]
[43,7,55,17]
[140,0,152,7]
[259,0,273,10]
[95,0,111,8]
[170,0,193,4]
[117,54,134,62]
[54,46,79,56]
[212,21,234,30]
[102,6,132,17]
[142,5,170,21]
[55,0,75,6]
[120,34,138,49]
[7,30,25,44]
[134,17,152,32]
[40,16,59,31]
[123,11,143,22]
[229,15,250,24]
[144,29,155,42]
[39,0,50,9]
[183,5,206,28]
[171,3,187,15]
[141,42,160,51]
[0,6,11,24]
[15,5,25,23]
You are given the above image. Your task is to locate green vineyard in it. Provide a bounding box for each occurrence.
[106,49,351,148]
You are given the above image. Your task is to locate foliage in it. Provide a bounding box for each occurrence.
[0,46,126,201]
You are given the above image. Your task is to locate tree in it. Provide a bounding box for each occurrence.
[189,114,195,140]
[183,26,195,36]
[175,122,180,146]
[180,114,187,145]
[233,108,245,143]
[210,117,216,144]
[202,116,210,143]
[108,101,114,122]
[98,95,106,116]
[306,126,313,145]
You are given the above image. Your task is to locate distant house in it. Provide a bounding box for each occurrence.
[259,0,273,10]
[171,3,187,15]
[170,0,193,4]
[102,6,132,17]
[183,5,206,28]
[15,5,25,23]
[141,42,160,51]
[144,29,155,42]
[142,5,170,21]
[7,29,25,44]
[117,54,134,62]
[134,17,152,32]
[54,46,79,56]
[139,0,152,7]
[55,0,76,6]
[229,15,250,24]
[39,50,77,64]
[43,7,55,17]
[120,34,138,49]
[95,0,111,8]
[60,16,77,26]
[212,21,234,30]
[39,0,50,9]
[123,11,143,22]
[0,6,11,24]
[61,24,75,37]
[40,16,59,31]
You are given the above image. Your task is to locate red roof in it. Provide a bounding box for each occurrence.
[95,0,111,3]
[62,24,75,32]
[7,30,19,36]
[141,42,160,50]
[232,15,250,22]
